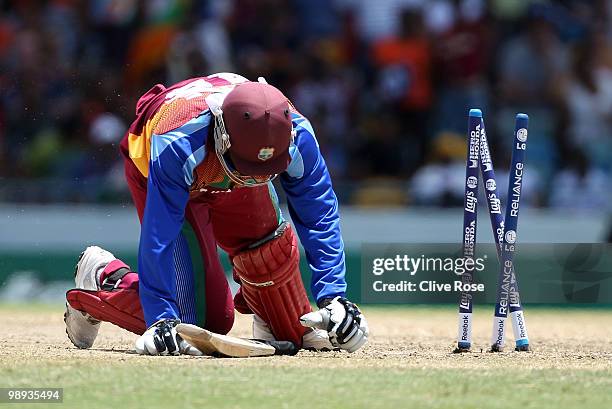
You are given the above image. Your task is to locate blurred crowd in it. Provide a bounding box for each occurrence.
[0,0,611,210]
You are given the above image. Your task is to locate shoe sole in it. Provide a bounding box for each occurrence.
[65,250,100,349]
[64,306,88,349]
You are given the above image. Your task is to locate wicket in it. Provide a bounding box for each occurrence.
[455,109,531,353]
[456,109,481,352]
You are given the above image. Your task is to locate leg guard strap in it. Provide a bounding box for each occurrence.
[66,261,146,335]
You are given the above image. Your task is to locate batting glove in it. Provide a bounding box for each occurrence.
[135,319,202,356]
[299,297,369,353]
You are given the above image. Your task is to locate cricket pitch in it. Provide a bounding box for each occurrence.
[1,304,611,409]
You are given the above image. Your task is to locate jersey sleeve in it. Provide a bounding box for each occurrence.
[279,114,347,303]
[138,112,210,326]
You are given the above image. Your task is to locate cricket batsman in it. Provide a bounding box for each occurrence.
[64,73,369,355]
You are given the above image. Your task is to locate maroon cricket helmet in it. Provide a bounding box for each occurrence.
[222,82,293,176]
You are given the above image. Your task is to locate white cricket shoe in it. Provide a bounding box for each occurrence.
[252,314,335,351]
[64,303,101,349]
[74,246,115,290]
[302,327,335,351]
[64,246,115,349]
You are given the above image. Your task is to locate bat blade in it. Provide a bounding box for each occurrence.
[176,323,277,358]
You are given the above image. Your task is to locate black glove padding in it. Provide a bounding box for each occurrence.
[135,319,200,356]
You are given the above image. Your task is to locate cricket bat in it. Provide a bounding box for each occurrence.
[176,323,298,358]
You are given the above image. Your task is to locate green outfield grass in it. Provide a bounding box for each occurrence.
[2,362,612,409]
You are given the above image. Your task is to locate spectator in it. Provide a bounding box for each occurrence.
[0,0,609,210]
[433,0,492,135]
[409,132,467,207]
[550,149,611,211]
[370,8,433,173]
[562,31,612,170]
[371,9,433,116]
[497,14,568,108]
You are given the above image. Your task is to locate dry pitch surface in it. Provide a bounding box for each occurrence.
[1,304,611,409]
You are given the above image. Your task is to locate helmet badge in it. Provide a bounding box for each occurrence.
[258,147,275,161]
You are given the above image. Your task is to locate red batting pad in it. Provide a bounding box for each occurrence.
[66,287,146,335]
[233,224,311,347]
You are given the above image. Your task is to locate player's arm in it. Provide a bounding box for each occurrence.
[280,114,346,305]
[280,114,368,352]
[135,113,210,355]
[138,149,189,327]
